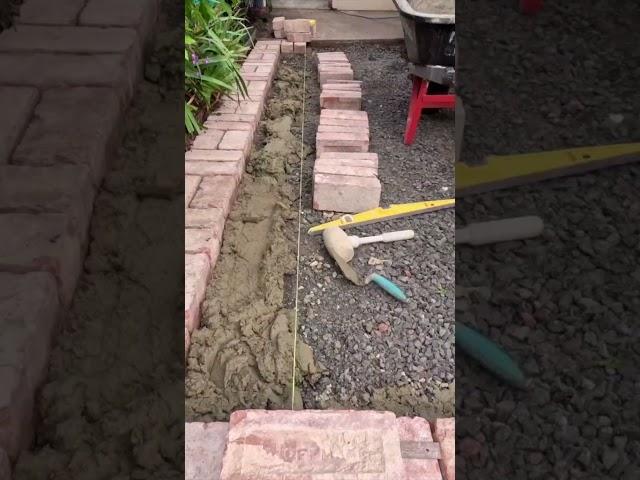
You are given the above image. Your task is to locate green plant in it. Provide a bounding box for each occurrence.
[185,0,251,135]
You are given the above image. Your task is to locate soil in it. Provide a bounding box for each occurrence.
[185,65,320,421]
[13,2,185,479]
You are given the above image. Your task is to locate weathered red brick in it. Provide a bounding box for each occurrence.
[397,417,443,480]
[313,162,377,178]
[0,213,83,305]
[185,149,245,165]
[320,89,362,110]
[283,18,313,33]
[316,151,378,169]
[79,0,158,49]
[316,131,369,154]
[317,124,369,134]
[190,129,224,150]
[202,121,253,134]
[184,253,210,333]
[12,88,122,186]
[281,41,293,53]
[313,173,381,213]
[272,17,285,30]
[186,422,229,480]
[319,117,369,129]
[207,113,258,130]
[319,69,354,85]
[323,82,362,91]
[16,0,85,25]
[321,109,368,120]
[185,161,243,179]
[316,51,349,63]
[185,175,201,207]
[432,418,455,480]
[0,87,38,165]
[0,165,95,243]
[186,207,225,229]
[185,227,222,263]
[287,32,312,43]
[218,130,253,156]
[190,175,238,216]
[293,42,306,54]
[220,410,405,480]
[273,28,285,39]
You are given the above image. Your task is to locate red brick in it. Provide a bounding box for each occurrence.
[316,151,378,169]
[323,83,362,91]
[317,124,369,134]
[185,175,201,207]
[293,42,306,54]
[246,52,278,63]
[287,32,312,43]
[184,253,210,333]
[17,0,85,25]
[313,173,381,213]
[186,422,229,480]
[218,130,253,157]
[314,162,377,178]
[316,52,348,63]
[319,117,369,129]
[321,109,368,120]
[283,18,313,33]
[207,113,258,130]
[273,28,285,39]
[186,207,225,229]
[220,410,405,480]
[281,41,293,53]
[316,131,369,154]
[185,161,243,179]
[319,70,354,85]
[185,227,222,263]
[0,165,95,242]
[318,62,353,69]
[272,17,285,30]
[185,149,245,164]
[432,418,455,480]
[0,88,38,164]
[190,175,237,216]
[201,121,253,134]
[320,89,362,110]
[191,129,223,150]
[397,417,443,480]
[0,272,59,460]
[0,213,83,305]
[12,88,121,186]
[79,0,158,49]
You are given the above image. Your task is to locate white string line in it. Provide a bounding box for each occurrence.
[291,47,307,410]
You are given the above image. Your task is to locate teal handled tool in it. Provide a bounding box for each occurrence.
[457,322,527,389]
[366,273,407,302]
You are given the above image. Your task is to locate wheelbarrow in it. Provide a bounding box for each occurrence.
[392,0,455,145]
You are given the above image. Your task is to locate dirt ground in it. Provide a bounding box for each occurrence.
[185,42,455,421]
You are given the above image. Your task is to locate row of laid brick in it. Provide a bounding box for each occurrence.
[0,0,161,468]
[313,52,382,213]
[186,410,455,480]
[184,40,286,359]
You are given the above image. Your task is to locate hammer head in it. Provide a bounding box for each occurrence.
[322,227,354,262]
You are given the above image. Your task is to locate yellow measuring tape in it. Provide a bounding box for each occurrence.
[290,48,307,410]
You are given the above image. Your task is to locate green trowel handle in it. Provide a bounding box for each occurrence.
[457,322,527,389]
[369,274,407,302]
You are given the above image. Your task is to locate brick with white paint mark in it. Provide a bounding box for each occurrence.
[184,253,210,333]
[220,410,405,480]
[433,418,455,480]
[186,422,229,480]
[397,417,443,480]
[190,175,238,216]
[313,173,381,213]
[316,131,369,154]
[191,129,224,150]
[320,89,362,110]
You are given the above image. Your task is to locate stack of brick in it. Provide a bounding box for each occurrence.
[0,0,161,468]
[185,40,282,359]
[272,16,315,54]
[313,52,381,213]
[185,410,456,480]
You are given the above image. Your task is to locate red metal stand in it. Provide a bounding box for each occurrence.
[403,76,455,145]
[521,0,542,14]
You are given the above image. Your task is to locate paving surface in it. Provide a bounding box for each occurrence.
[295,44,455,418]
[271,8,403,43]
[456,1,640,478]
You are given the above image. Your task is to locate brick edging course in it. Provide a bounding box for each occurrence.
[0,0,160,466]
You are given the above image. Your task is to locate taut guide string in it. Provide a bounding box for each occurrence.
[291,47,307,410]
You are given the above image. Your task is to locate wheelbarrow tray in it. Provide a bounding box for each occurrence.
[392,0,455,66]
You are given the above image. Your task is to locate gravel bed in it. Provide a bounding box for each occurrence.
[283,44,456,418]
[456,1,640,478]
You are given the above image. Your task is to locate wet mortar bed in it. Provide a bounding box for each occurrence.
[456,1,640,478]
[296,44,455,418]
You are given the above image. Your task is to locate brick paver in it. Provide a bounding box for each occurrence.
[0,87,38,164]
[433,418,455,480]
[398,417,443,480]
[220,410,406,480]
[185,253,210,333]
[316,152,379,169]
[314,162,377,178]
[320,89,362,110]
[281,41,293,53]
[313,173,381,213]
[190,175,238,216]
[191,129,224,150]
[186,422,229,480]
[316,130,369,154]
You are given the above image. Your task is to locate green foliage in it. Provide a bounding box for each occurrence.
[185,0,251,135]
